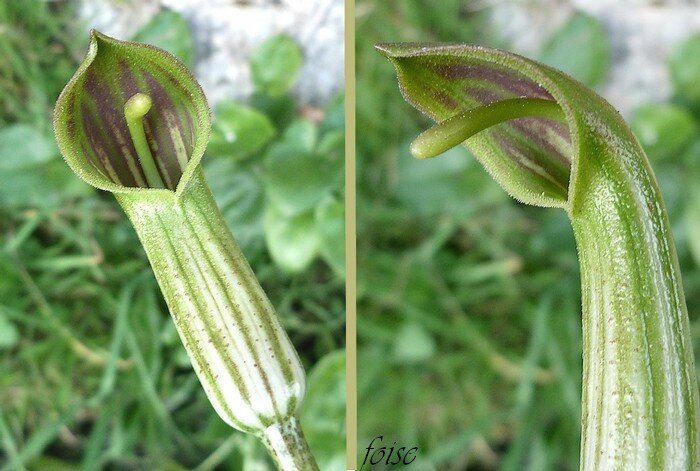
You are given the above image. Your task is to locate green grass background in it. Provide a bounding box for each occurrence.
[356,1,700,470]
[0,2,345,469]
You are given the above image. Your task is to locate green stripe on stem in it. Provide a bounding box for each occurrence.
[115,169,317,469]
[124,93,165,189]
[410,97,565,159]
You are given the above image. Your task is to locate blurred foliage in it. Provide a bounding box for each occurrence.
[539,12,610,88]
[251,36,303,98]
[669,34,700,108]
[0,3,344,470]
[357,1,700,470]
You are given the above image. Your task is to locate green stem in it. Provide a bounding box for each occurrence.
[571,157,699,469]
[410,97,565,159]
[124,93,164,189]
[414,98,700,469]
[260,416,319,471]
[115,169,316,469]
[380,42,700,470]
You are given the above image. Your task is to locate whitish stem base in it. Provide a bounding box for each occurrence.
[260,416,319,471]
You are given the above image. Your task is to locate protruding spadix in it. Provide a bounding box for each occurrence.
[410,98,566,159]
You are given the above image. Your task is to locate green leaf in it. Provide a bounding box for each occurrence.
[669,34,700,103]
[250,91,297,129]
[264,203,320,273]
[319,93,345,136]
[396,143,506,217]
[0,160,93,209]
[0,314,19,349]
[393,322,435,364]
[630,103,697,161]
[685,187,700,267]
[208,101,276,160]
[300,350,346,471]
[263,143,342,216]
[283,119,317,152]
[132,9,194,68]
[251,35,302,96]
[315,197,345,277]
[204,158,265,257]
[318,130,344,160]
[539,12,610,87]
[0,124,57,170]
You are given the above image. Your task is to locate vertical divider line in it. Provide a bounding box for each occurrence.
[344,0,357,469]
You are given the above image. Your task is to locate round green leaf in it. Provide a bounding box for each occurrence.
[300,350,346,471]
[670,34,700,103]
[540,12,610,87]
[283,119,317,152]
[685,187,700,267]
[264,203,320,273]
[396,143,506,218]
[315,197,345,278]
[263,143,342,216]
[251,35,302,96]
[631,103,697,161]
[0,160,92,209]
[0,125,57,171]
[132,9,194,68]
[208,101,276,160]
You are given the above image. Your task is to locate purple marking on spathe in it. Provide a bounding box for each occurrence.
[143,72,183,186]
[438,62,553,100]
[493,128,570,191]
[118,60,140,99]
[509,117,571,166]
[465,87,506,106]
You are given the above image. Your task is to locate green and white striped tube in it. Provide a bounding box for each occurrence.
[117,169,315,470]
[54,30,318,470]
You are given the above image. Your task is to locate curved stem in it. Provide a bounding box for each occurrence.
[572,162,699,469]
[410,97,565,159]
[124,93,164,189]
[260,416,319,471]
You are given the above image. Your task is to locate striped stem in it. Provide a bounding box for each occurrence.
[115,169,317,469]
[410,95,700,469]
[572,152,699,469]
[261,416,319,471]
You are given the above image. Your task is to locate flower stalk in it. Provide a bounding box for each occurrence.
[54,30,318,470]
[380,43,700,469]
[123,93,165,188]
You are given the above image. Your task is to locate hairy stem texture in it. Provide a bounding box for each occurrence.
[572,138,699,469]
[261,416,319,471]
[115,169,317,470]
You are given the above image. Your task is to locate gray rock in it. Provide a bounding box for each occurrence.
[489,0,700,116]
[79,0,344,107]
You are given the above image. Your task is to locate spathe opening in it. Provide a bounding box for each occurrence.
[377,44,574,206]
[54,30,210,193]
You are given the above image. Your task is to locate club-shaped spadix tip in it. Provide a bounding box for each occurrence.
[124,93,153,120]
